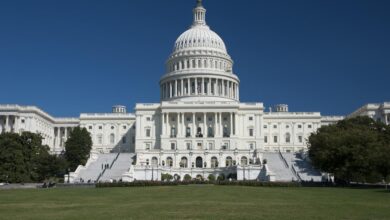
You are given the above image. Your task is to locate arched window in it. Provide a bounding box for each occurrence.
[241,157,248,166]
[151,157,158,166]
[196,157,203,168]
[166,157,173,167]
[285,133,291,143]
[226,156,233,167]
[110,133,115,144]
[211,157,218,168]
[180,157,188,168]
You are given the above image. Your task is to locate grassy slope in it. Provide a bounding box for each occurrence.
[0,186,389,220]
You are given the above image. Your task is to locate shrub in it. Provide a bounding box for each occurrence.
[217,174,225,181]
[161,173,173,182]
[184,174,192,181]
[208,174,216,182]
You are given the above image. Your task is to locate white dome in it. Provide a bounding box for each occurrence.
[173,25,227,53]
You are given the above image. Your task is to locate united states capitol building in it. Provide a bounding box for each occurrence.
[1,1,389,183]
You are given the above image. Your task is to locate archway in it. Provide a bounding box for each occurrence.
[196,157,203,168]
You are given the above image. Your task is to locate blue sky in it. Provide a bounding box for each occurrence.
[0,0,389,117]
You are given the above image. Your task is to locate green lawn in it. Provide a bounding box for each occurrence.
[0,185,389,220]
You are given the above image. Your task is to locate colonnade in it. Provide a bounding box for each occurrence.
[0,115,18,133]
[161,112,237,138]
[161,77,239,100]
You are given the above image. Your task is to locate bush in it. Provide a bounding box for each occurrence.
[217,174,225,181]
[216,181,301,187]
[161,173,173,182]
[208,174,216,182]
[96,181,179,188]
[184,174,192,181]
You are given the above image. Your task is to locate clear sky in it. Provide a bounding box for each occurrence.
[0,0,389,117]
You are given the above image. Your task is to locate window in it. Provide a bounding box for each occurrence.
[146,128,151,137]
[186,117,191,122]
[186,142,192,150]
[99,126,102,130]
[226,157,233,167]
[263,125,268,129]
[249,128,254,137]
[208,142,214,150]
[171,127,176,138]
[264,136,268,143]
[166,157,173,167]
[197,117,201,122]
[171,143,176,150]
[197,142,203,150]
[308,124,312,129]
[89,126,92,130]
[111,126,115,130]
[146,117,151,121]
[186,127,191,137]
[208,117,213,122]
[122,136,127,144]
[223,127,229,138]
[274,136,278,143]
[151,157,158,166]
[273,125,277,129]
[249,117,253,121]
[298,136,303,143]
[285,133,291,143]
[180,157,188,168]
[249,143,255,150]
[145,143,151,150]
[110,134,115,144]
[21,119,25,123]
[298,125,302,129]
[211,157,218,168]
[241,157,248,166]
[97,134,103,145]
[208,127,214,137]
[123,125,127,129]
[286,125,290,129]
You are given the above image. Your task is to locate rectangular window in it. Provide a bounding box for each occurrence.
[298,125,302,129]
[274,136,278,143]
[264,136,268,143]
[298,136,303,143]
[308,125,312,129]
[249,116,253,121]
[249,128,254,137]
[146,129,151,137]
[186,142,192,150]
[208,143,214,150]
[263,125,267,129]
[171,143,176,150]
[145,143,151,150]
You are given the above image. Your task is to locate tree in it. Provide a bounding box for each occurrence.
[208,174,216,182]
[184,174,192,181]
[308,116,390,184]
[0,132,65,183]
[65,127,92,171]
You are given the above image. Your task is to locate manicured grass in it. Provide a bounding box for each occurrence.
[0,185,389,220]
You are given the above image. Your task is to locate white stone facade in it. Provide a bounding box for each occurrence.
[0,1,387,181]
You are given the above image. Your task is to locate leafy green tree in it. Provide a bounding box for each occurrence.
[184,174,192,181]
[0,132,65,183]
[208,174,216,182]
[65,127,92,171]
[308,116,390,184]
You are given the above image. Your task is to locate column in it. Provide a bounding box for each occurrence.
[161,113,165,136]
[187,78,190,95]
[14,116,19,133]
[169,82,172,98]
[234,113,238,136]
[219,113,223,137]
[181,79,184,96]
[214,112,217,137]
[177,113,180,137]
[176,80,179,97]
[5,116,9,132]
[230,113,233,136]
[237,84,240,100]
[64,127,68,143]
[136,116,141,138]
[181,113,185,137]
[195,78,198,95]
[202,78,205,95]
[385,114,388,125]
[192,113,196,137]
[167,113,171,137]
[203,113,207,137]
